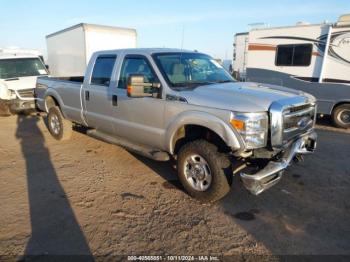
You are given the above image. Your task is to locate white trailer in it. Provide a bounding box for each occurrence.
[46,23,137,77]
[232,32,249,81]
[233,14,350,128]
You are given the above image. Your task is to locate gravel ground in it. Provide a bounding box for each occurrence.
[0,114,349,259]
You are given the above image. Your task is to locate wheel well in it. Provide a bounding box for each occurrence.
[332,101,350,112]
[45,96,59,111]
[172,125,230,155]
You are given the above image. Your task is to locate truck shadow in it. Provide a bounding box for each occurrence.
[130,153,184,191]
[15,115,93,259]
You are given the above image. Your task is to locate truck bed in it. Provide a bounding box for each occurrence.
[35,76,84,118]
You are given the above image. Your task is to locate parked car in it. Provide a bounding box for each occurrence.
[0,48,48,115]
[35,48,317,202]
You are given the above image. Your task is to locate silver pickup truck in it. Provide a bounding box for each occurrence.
[36,48,317,202]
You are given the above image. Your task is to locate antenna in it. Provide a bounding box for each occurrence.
[180,24,185,50]
[179,24,185,68]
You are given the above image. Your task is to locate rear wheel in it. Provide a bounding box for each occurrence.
[177,140,233,202]
[47,106,72,140]
[332,104,350,129]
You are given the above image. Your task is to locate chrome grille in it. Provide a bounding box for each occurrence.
[16,89,34,99]
[282,103,316,143]
[270,97,316,149]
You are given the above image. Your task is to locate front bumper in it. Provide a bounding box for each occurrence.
[9,99,36,112]
[240,130,317,195]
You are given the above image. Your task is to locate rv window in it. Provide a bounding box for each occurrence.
[91,55,117,86]
[276,44,312,66]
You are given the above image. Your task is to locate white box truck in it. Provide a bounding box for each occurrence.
[46,23,137,77]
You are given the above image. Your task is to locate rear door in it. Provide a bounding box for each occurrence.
[83,54,117,134]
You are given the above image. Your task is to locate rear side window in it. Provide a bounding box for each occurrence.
[91,55,116,86]
[275,44,312,66]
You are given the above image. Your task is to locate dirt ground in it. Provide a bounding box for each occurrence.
[0,114,349,259]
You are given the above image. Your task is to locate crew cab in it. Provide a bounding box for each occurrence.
[35,48,317,202]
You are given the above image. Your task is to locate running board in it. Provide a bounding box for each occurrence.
[86,129,170,161]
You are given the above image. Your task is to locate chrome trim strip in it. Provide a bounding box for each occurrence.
[284,106,315,118]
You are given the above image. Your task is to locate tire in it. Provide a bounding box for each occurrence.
[332,104,350,129]
[47,106,72,140]
[177,140,233,202]
[0,100,11,116]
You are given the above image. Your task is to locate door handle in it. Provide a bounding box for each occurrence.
[85,91,90,101]
[112,95,118,106]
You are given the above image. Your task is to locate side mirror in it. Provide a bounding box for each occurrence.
[127,74,160,98]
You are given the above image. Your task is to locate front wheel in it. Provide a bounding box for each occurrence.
[47,106,72,140]
[177,140,233,202]
[332,104,350,129]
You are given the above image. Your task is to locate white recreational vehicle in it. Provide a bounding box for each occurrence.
[233,14,350,128]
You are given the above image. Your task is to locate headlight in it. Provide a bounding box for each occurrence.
[230,112,268,149]
[0,81,12,100]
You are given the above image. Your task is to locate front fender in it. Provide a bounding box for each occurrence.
[165,110,243,154]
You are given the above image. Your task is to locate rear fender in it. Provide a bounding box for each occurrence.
[44,89,67,118]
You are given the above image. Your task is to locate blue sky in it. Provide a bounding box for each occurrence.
[1,0,349,59]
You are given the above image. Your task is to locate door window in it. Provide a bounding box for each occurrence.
[118,56,157,89]
[91,55,116,86]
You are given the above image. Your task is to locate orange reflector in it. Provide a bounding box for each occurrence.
[127,85,132,94]
[231,119,245,130]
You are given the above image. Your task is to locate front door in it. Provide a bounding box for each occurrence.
[111,55,165,149]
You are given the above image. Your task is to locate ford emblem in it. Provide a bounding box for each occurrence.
[298,116,310,128]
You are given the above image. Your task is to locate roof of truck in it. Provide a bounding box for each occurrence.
[95,48,202,56]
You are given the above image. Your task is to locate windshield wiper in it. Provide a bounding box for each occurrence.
[172,81,216,88]
[215,80,235,83]
[5,77,19,81]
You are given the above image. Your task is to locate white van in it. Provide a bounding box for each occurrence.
[0,48,48,115]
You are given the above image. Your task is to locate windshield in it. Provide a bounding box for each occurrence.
[0,58,47,79]
[153,52,235,88]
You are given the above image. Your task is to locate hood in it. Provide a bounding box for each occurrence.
[179,82,313,112]
[2,76,38,91]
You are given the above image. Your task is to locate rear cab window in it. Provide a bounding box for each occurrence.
[90,55,117,86]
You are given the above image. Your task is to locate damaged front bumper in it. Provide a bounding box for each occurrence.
[8,98,36,113]
[240,130,317,195]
